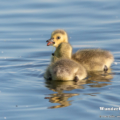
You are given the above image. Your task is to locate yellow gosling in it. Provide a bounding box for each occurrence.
[46,29,114,72]
[44,42,87,81]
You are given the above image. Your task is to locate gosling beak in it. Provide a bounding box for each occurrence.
[46,38,55,46]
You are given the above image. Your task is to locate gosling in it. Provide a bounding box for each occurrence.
[44,42,87,81]
[46,29,114,72]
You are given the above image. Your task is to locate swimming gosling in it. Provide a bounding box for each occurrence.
[44,42,87,81]
[46,29,114,72]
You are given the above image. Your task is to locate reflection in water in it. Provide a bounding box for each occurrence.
[45,92,79,109]
[87,69,113,88]
[45,70,113,109]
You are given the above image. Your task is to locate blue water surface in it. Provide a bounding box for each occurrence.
[0,0,120,120]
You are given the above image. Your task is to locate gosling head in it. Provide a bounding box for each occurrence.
[46,29,68,48]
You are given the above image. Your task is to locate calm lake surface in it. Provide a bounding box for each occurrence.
[0,0,120,119]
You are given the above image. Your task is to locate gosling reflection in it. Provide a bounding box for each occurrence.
[45,70,113,109]
[45,80,86,91]
[87,69,113,88]
[45,92,79,109]
[45,80,86,109]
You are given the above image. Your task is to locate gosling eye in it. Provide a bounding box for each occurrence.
[57,36,60,40]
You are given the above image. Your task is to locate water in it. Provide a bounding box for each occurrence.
[0,0,120,119]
